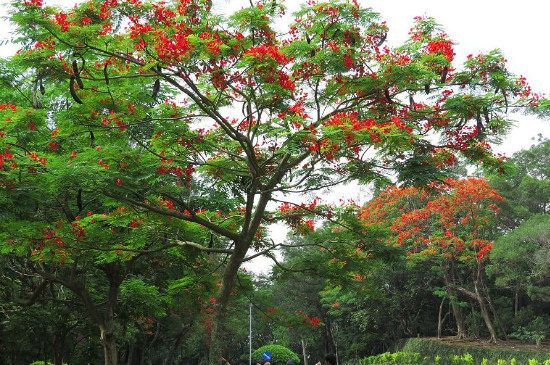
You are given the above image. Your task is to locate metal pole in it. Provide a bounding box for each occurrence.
[249,302,252,365]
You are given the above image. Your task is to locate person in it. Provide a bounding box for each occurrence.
[315,353,337,365]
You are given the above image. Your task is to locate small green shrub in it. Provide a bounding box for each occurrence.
[359,351,431,365]
[251,344,300,365]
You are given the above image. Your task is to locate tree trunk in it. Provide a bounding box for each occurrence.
[101,326,118,365]
[209,240,249,365]
[473,281,498,343]
[453,283,498,343]
[437,297,445,339]
[514,287,519,317]
[301,338,308,365]
[126,342,134,365]
[53,332,66,365]
[208,185,276,365]
[163,325,187,365]
[443,269,466,339]
[449,290,467,339]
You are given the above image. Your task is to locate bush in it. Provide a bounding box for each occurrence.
[359,351,428,364]
[251,344,300,365]
[360,351,550,365]
[392,338,550,364]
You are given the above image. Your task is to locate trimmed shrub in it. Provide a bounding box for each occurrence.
[393,338,550,364]
[251,344,300,365]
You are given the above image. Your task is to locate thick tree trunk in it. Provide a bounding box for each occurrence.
[448,289,467,339]
[454,283,498,343]
[101,326,118,365]
[443,270,466,339]
[53,332,66,365]
[473,281,498,343]
[209,241,249,365]
[208,184,278,365]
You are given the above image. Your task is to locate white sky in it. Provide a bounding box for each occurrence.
[1,0,549,273]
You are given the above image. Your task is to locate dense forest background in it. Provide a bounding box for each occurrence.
[1,138,549,365]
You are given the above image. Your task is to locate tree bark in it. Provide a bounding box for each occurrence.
[449,288,467,339]
[474,282,498,343]
[209,240,249,365]
[443,269,466,339]
[437,297,445,339]
[301,338,308,365]
[454,283,498,343]
[101,325,118,365]
[38,265,123,365]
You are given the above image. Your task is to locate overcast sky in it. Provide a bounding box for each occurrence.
[1,0,549,273]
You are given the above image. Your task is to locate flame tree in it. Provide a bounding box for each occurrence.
[1,0,544,362]
[360,178,504,342]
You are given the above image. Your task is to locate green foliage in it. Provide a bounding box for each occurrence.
[361,350,550,365]
[488,214,550,302]
[394,338,550,365]
[488,138,550,229]
[360,352,426,364]
[510,317,550,346]
[251,344,300,365]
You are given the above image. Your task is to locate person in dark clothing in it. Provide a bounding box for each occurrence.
[325,353,337,365]
[315,353,337,365]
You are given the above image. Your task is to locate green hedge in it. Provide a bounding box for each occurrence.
[360,351,550,365]
[388,338,550,364]
[250,344,300,365]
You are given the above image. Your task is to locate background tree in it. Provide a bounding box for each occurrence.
[489,137,550,230]
[360,178,503,342]
[487,214,550,318]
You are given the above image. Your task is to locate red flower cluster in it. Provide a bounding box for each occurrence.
[244,44,288,64]
[0,150,17,170]
[426,39,454,62]
[28,152,47,166]
[0,102,17,112]
[53,12,70,32]
[277,198,323,234]
[155,32,195,62]
[297,311,322,327]
[23,0,43,6]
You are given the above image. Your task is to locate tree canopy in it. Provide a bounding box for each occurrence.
[0,0,547,364]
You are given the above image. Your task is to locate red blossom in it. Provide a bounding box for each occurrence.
[244,44,288,64]
[343,53,353,69]
[426,39,454,62]
[99,23,112,35]
[23,0,43,6]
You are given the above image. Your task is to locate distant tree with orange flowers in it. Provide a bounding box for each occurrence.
[360,178,503,342]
